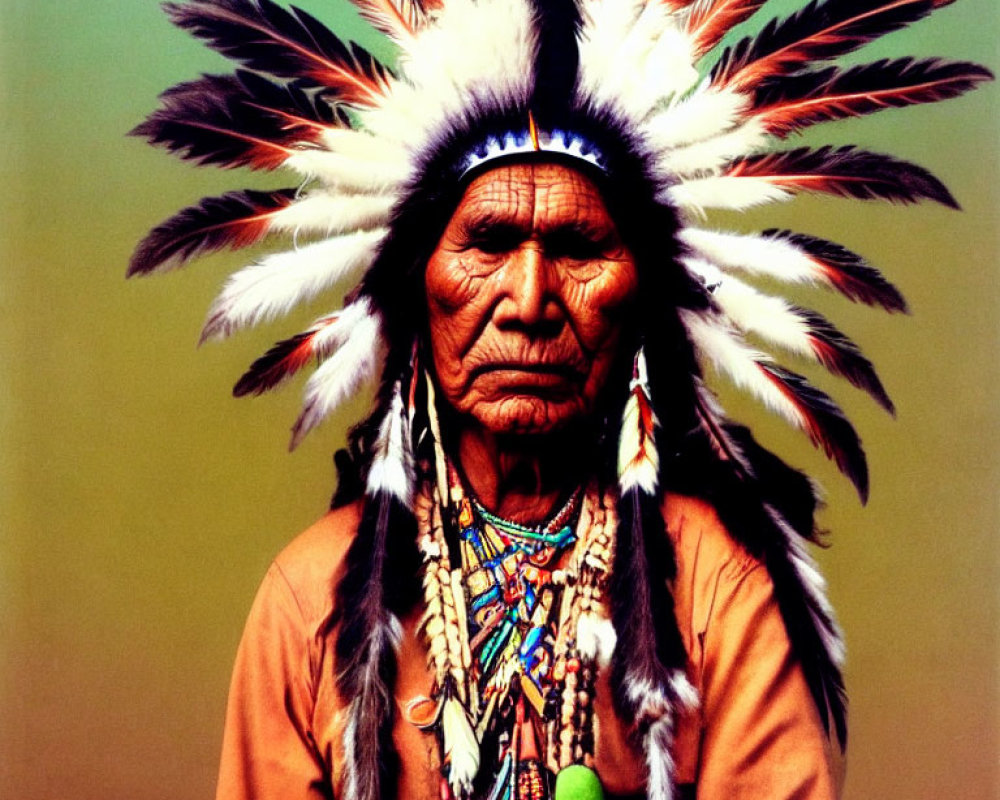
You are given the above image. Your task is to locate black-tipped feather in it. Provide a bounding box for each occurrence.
[755,57,993,136]
[129,187,297,276]
[711,0,935,90]
[758,361,869,501]
[131,71,343,169]
[728,145,958,208]
[794,305,895,413]
[233,316,335,397]
[761,228,908,312]
[165,0,391,105]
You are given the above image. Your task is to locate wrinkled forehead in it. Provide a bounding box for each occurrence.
[446,160,619,234]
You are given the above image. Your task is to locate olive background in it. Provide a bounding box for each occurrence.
[1,1,996,798]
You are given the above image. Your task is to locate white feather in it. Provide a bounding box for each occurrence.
[679,310,807,430]
[664,174,791,214]
[284,150,408,192]
[442,694,480,796]
[269,192,396,237]
[366,381,415,506]
[200,228,385,341]
[371,0,535,143]
[291,307,385,448]
[644,85,749,149]
[318,128,411,168]
[656,119,767,177]
[683,257,816,360]
[578,0,697,118]
[680,227,835,287]
[618,389,660,495]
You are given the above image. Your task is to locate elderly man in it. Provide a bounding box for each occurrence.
[131,0,986,798]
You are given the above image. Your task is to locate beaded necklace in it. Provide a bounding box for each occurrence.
[415,464,617,800]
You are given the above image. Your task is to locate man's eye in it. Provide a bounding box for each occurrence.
[470,231,520,254]
[546,230,605,260]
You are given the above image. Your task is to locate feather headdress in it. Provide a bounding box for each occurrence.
[132,0,988,797]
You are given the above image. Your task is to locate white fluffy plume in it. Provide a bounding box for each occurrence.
[200,228,386,341]
[680,227,836,287]
[644,86,750,150]
[290,301,385,448]
[577,0,698,118]
[683,257,817,360]
[656,120,768,177]
[665,174,792,214]
[269,192,396,237]
[366,380,415,507]
[679,310,806,430]
[368,0,535,142]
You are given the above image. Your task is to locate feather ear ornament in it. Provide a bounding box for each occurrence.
[613,348,699,800]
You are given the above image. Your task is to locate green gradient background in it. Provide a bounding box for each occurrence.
[1,2,996,797]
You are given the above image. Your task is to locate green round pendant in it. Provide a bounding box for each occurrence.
[554,764,604,800]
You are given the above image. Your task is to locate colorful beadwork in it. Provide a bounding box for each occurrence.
[416,461,616,800]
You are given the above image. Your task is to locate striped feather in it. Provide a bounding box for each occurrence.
[290,304,384,448]
[618,361,660,495]
[681,311,868,499]
[724,146,958,207]
[685,0,766,57]
[200,228,386,341]
[130,189,392,280]
[233,310,346,397]
[679,227,908,311]
[131,72,339,170]
[165,0,392,106]
[128,188,296,276]
[685,258,893,410]
[710,0,935,92]
[754,58,993,136]
[349,0,418,41]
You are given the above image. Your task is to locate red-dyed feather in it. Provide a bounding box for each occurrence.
[711,0,935,92]
[726,145,957,207]
[165,0,391,106]
[755,58,993,136]
[349,0,417,40]
[760,229,908,312]
[686,0,767,57]
[758,362,868,501]
[233,314,339,396]
[796,306,894,412]
[131,71,345,170]
[129,188,297,276]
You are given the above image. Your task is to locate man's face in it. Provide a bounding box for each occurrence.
[425,161,639,435]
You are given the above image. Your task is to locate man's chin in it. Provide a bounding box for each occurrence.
[471,395,587,436]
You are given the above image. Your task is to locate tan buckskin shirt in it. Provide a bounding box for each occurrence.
[216,494,842,799]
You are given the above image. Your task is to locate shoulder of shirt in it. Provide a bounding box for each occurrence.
[661,492,762,584]
[263,500,363,630]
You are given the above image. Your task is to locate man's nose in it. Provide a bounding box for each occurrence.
[495,242,561,331]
